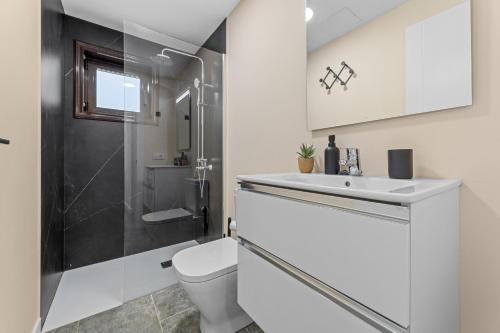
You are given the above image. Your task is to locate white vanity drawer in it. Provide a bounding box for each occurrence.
[236,189,410,328]
[238,245,398,333]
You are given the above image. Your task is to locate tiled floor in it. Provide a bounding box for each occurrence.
[47,284,262,333]
[43,241,198,332]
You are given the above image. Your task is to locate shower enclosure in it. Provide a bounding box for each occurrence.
[41,14,226,332]
[121,22,224,301]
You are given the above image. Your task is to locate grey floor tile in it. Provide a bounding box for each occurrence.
[77,295,162,333]
[160,306,201,333]
[152,284,195,322]
[46,322,79,333]
[46,283,261,333]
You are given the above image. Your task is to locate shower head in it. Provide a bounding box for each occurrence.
[194,78,201,89]
[150,53,173,66]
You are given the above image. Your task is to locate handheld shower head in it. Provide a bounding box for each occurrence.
[194,78,201,89]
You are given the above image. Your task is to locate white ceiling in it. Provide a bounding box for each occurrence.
[61,0,240,51]
[307,0,409,52]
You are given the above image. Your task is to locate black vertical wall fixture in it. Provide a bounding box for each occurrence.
[41,0,65,325]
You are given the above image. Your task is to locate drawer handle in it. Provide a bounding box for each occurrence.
[239,182,410,222]
[0,138,10,145]
[239,238,408,333]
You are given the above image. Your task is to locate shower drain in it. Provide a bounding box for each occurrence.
[160,260,172,269]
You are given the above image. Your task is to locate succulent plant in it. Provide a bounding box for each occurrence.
[297,143,315,159]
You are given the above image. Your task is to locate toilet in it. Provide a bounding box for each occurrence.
[172,237,252,333]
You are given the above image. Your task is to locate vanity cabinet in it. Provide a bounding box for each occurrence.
[236,178,459,333]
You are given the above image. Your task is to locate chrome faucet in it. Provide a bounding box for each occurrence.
[339,148,362,176]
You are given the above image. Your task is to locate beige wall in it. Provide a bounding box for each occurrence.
[0,0,41,332]
[225,0,312,226]
[307,0,465,129]
[227,0,500,332]
[311,1,500,332]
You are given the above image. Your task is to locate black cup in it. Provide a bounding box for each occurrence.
[388,149,413,179]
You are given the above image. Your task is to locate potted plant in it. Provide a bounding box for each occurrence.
[297,143,315,173]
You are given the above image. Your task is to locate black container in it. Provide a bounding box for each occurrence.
[325,135,340,175]
[388,149,413,179]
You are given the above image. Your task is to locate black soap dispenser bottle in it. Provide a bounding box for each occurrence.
[325,135,340,175]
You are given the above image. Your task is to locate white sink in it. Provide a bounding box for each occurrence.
[237,173,461,203]
[268,174,416,191]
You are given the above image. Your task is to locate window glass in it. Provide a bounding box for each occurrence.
[96,69,141,113]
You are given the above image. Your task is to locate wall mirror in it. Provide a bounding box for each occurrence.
[175,89,191,151]
[306,0,472,130]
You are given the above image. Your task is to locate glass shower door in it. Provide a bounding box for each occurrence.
[122,21,224,302]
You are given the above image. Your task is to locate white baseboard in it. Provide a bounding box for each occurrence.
[32,318,41,333]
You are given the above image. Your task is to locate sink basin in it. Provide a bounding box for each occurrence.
[237,173,461,203]
[270,174,416,192]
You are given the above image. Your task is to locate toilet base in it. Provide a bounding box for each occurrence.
[200,311,253,333]
[173,238,252,333]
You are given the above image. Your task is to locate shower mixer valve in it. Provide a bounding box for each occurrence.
[196,158,213,171]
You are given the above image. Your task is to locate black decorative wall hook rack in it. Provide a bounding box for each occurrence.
[319,61,356,92]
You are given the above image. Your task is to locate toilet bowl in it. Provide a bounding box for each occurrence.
[172,237,252,333]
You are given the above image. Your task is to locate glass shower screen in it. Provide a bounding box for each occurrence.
[122,21,224,302]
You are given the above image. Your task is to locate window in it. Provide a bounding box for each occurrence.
[74,40,159,123]
[95,69,141,112]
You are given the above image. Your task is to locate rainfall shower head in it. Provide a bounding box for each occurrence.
[150,53,173,66]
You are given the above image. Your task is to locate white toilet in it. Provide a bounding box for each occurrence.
[172,237,252,333]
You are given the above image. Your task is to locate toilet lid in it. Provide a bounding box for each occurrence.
[172,237,237,283]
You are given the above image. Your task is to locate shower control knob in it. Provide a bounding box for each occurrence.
[196,164,213,171]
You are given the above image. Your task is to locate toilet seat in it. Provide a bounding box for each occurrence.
[172,237,237,283]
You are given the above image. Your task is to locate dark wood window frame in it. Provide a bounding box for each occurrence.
[74,40,160,124]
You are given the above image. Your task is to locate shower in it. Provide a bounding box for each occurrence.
[150,53,174,66]
[39,9,226,329]
[154,47,212,197]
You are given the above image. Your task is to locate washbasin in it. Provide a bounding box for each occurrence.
[237,173,461,203]
[270,174,415,192]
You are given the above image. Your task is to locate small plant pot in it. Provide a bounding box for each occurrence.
[298,158,314,173]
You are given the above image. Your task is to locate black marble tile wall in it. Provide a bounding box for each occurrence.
[41,0,65,325]
[203,20,226,54]
[63,16,125,270]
